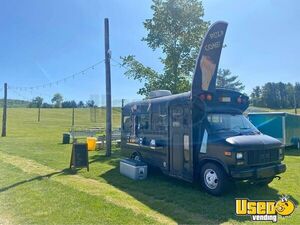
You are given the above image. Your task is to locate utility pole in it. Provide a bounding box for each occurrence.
[104,18,112,156]
[294,87,297,114]
[2,83,7,137]
[72,107,75,126]
[38,106,41,122]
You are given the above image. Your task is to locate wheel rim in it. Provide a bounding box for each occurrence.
[204,169,218,189]
[133,154,141,161]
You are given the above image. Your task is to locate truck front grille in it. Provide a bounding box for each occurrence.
[247,149,279,165]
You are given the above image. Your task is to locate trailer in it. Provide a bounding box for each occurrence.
[248,112,300,148]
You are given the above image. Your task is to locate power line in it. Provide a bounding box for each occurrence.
[8,59,105,91]
[111,58,126,69]
[9,89,31,101]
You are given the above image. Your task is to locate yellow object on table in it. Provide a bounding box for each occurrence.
[87,137,97,151]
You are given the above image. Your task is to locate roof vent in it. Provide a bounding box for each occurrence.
[149,90,172,99]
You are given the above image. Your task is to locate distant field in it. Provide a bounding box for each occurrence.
[0,108,299,225]
[0,99,30,108]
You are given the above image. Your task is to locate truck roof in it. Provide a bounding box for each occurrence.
[123,88,249,114]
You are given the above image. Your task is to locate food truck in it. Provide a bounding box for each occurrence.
[121,22,286,195]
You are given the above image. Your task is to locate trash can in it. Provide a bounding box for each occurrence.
[87,137,97,151]
[62,133,70,144]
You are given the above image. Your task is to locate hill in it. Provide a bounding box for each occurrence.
[0,99,30,108]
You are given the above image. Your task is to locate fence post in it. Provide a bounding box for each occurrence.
[38,106,41,122]
[72,107,75,126]
[2,83,7,137]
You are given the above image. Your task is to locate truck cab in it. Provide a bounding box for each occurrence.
[192,89,286,195]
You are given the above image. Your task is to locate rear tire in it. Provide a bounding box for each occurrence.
[200,163,229,196]
[130,152,142,161]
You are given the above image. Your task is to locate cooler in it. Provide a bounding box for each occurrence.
[120,158,147,180]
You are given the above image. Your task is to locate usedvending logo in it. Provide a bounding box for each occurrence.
[235,195,296,222]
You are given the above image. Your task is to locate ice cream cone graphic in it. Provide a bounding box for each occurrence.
[200,55,216,91]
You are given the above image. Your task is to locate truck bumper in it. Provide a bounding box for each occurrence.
[230,163,286,179]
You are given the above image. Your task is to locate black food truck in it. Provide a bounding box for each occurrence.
[121,22,286,195]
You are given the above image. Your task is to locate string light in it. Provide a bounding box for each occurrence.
[8,59,105,91]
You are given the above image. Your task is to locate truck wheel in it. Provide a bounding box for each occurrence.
[131,152,142,161]
[200,163,229,196]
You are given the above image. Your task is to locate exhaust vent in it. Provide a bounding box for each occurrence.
[149,90,172,99]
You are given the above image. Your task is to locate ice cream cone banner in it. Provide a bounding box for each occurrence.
[192,21,228,96]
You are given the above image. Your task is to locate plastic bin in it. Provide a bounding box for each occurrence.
[62,133,70,144]
[87,137,97,151]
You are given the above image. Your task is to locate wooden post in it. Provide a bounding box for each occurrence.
[94,107,97,122]
[38,106,41,122]
[104,18,112,157]
[2,83,7,137]
[72,107,75,126]
[294,87,297,114]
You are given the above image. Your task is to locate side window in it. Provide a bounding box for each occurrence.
[183,108,190,128]
[137,114,149,131]
[123,116,131,132]
[172,108,183,127]
[207,114,225,130]
[152,112,168,132]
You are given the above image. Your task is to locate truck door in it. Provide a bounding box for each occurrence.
[169,106,193,181]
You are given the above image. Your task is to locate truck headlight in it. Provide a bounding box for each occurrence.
[279,148,283,155]
[236,152,244,159]
[279,148,284,159]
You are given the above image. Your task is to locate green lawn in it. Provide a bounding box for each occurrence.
[0,108,299,225]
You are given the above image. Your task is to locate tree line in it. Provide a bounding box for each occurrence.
[250,82,300,109]
[28,93,97,108]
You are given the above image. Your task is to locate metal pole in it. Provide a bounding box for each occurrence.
[38,106,41,122]
[121,99,125,108]
[72,107,75,126]
[105,18,112,156]
[2,83,7,137]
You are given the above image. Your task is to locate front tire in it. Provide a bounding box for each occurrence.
[200,163,229,196]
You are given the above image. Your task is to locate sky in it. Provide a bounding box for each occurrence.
[0,0,299,105]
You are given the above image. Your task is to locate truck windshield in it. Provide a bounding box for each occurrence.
[207,113,259,133]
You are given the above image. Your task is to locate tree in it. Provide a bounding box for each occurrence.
[250,86,263,106]
[28,96,43,108]
[216,69,245,92]
[295,82,300,108]
[251,82,300,109]
[86,100,95,108]
[77,101,85,108]
[251,86,262,99]
[41,103,52,108]
[122,0,210,96]
[51,93,63,108]
[62,100,77,108]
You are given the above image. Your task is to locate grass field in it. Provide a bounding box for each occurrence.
[0,108,299,225]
